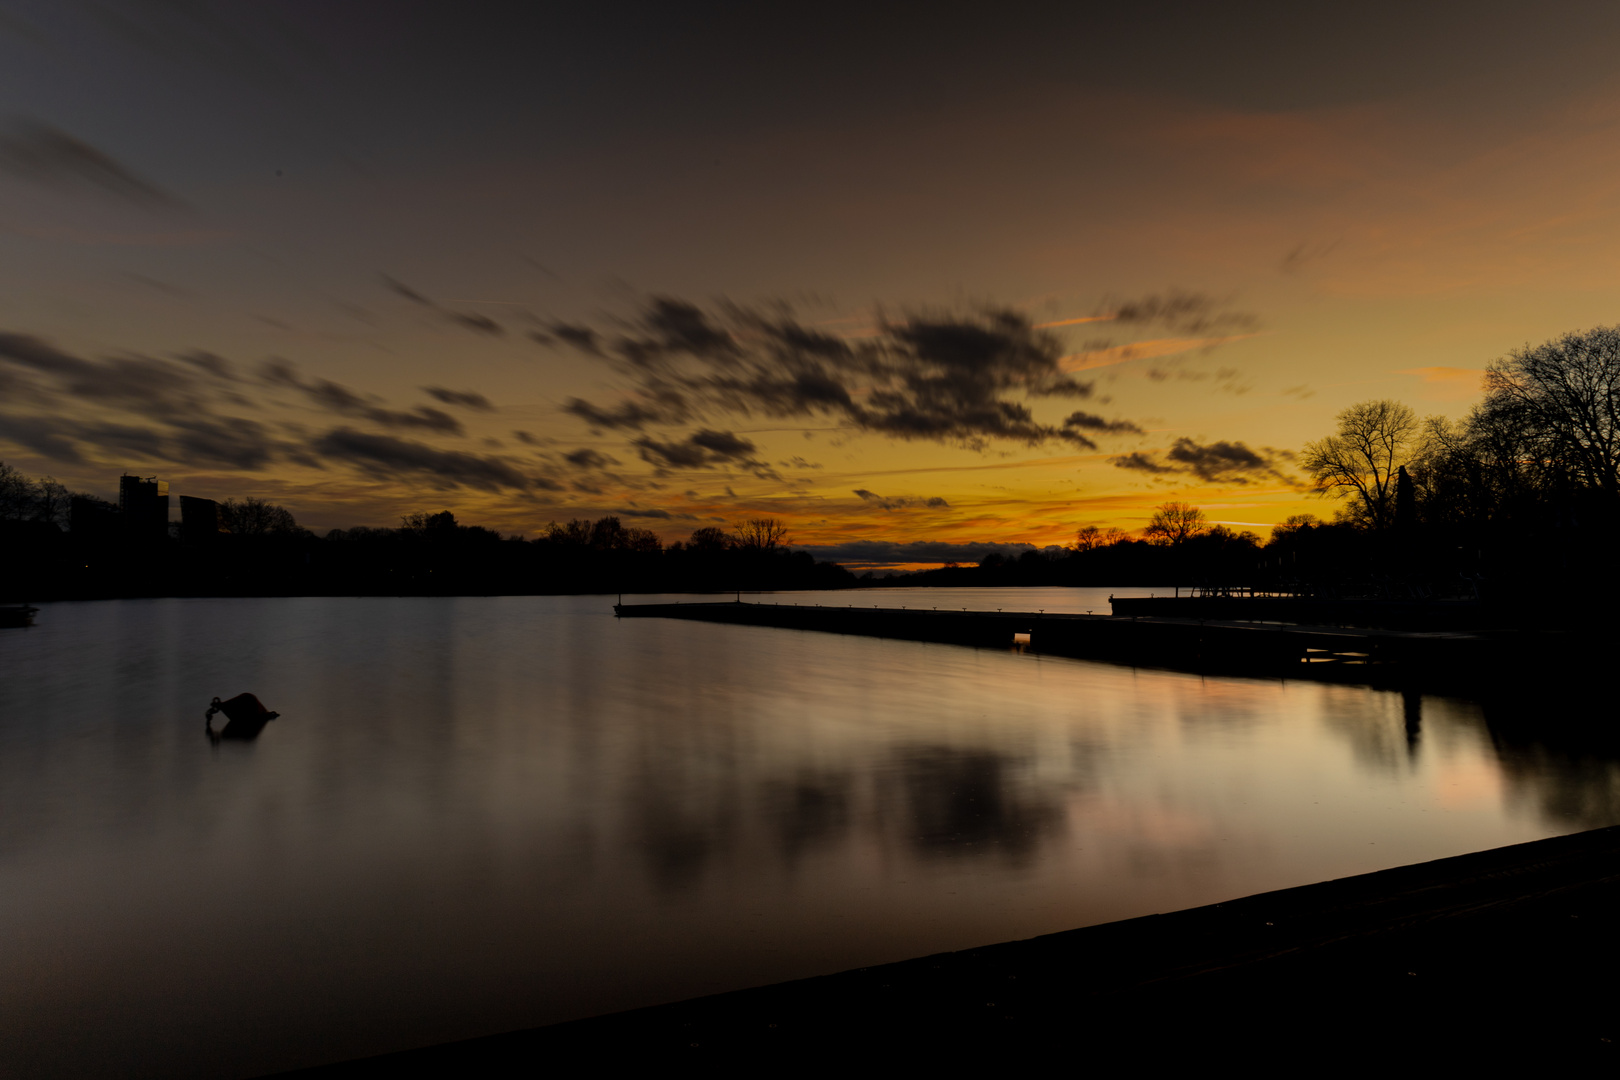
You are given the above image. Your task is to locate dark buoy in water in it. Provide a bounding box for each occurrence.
[205,694,280,743]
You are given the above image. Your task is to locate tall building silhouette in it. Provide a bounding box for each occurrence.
[119,475,170,542]
[179,495,223,544]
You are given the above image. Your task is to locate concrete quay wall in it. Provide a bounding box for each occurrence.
[612,600,1516,678]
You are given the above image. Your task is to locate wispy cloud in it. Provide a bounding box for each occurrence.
[0,117,183,207]
[422,386,495,410]
[261,360,466,435]
[381,275,505,336]
[852,489,950,510]
[311,428,551,492]
[1112,437,1297,485]
[1061,333,1261,373]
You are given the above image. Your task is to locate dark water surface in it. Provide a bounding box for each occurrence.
[2,592,1614,1076]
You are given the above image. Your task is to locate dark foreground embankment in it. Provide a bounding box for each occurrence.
[288,827,1620,1071]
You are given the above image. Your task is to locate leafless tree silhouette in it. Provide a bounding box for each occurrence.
[1143,502,1206,546]
[1301,399,1419,529]
[1483,325,1620,501]
[734,518,789,552]
[219,496,298,535]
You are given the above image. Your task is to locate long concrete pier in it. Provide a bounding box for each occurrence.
[613,598,1525,680]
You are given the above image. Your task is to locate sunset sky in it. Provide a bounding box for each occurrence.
[6,2,1620,565]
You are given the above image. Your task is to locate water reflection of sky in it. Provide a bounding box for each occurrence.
[1,593,1614,1076]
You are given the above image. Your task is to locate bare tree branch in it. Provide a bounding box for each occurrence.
[1300,399,1418,529]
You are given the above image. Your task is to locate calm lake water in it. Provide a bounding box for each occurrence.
[2,589,1615,1076]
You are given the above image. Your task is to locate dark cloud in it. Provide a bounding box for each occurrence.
[853,489,950,510]
[0,326,548,490]
[310,428,542,491]
[0,330,302,469]
[261,360,465,435]
[0,409,282,470]
[556,297,1140,456]
[1165,437,1292,482]
[0,118,182,206]
[0,366,31,402]
[615,507,674,519]
[563,393,686,430]
[126,273,187,297]
[76,357,203,412]
[0,412,94,463]
[0,330,94,377]
[633,428,759,469]
[446,311,502,335]
[422,386,495,410]
[564,448,617,468]
[0,331,230,418]
[382,276,434,307]
[1062,410,1143,434]
[1111,451,1176,474]
[380,275,505,337]
[1112,438,1295,484]
[1055,410,1144,451]
[616,298,738,365]
[1280,239,1341,275]
[689,429,755,456]
[163,415,281,469]
[1025,375,1098,397]
[177,351,239,381]
[396,406,461,434]
[548,323,602,354]
[1105,290,1259,336]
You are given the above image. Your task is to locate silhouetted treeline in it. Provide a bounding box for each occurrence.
[1283,329,1620,618]
[0,476,853,600]
[873,523,1269,589]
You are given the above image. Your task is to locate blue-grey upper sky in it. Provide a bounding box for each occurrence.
[7,1,1620,549]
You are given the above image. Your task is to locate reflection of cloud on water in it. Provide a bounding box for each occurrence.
[761,770,852,865]
[624,740,1081,889]
[616,672,1620,894]
[881,745,1065,863]
[625,744,744,892]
